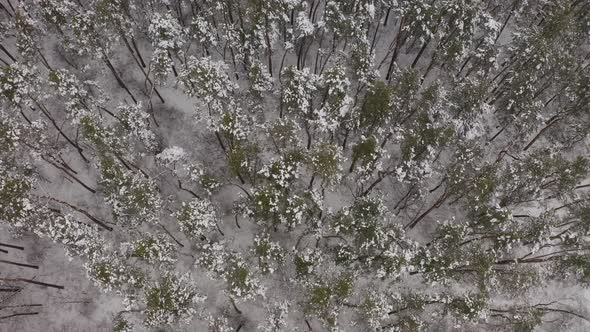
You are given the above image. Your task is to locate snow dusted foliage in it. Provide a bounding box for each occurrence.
[189,15,217,47]
[2,1,590,331]
[34,212,104,258]
[358,290,394,330]
[252,232,286,274]
[143,272,205,327]
[281,66,319,116]
[293,246,324,279]
[325,0,369,39]
[148,12,185,53]
[308,142,344,185]
[112,315,133,332]
[248,60,274,96]
[14,8,43,60]
[351,38,377,83]
[258,300,289,332]
[0,170,35,229]
[350,134,384,177]
[47,68,103,124]
[183,162,221,195]
[127,232,177,265]
[116,103,158,150]
[99,157,162,226]
[66,9,114,57]
[265,117,301,148]
[258,156,301,189]
[0,62,39,107]
[196,241,229,275]
[206,314,234,332]
[315,65,351,132]
[178,56,236,103]
[148,11,186,81]
[196,242,264,300]
[173,198,217,240]
[214,107,253,142]
[156,145,187,170]
[224,254,265,300]
[295,9,315,38]
[85,249,146,294]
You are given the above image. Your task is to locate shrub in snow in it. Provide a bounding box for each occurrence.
[172,198,217,240]
[143,273,205,327]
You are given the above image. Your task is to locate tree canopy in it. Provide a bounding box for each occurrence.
[1,0,590,331]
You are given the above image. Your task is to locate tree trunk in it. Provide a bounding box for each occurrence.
[411,38,430,69]
[102,53,138,104]
[406,193,448,229]
[522,117,561,151]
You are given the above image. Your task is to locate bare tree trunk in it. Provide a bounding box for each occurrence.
[0,259,38,269]
[0,44,16,62]
[522,116,561,151]
[265,17,274,77]
[102,52,138,104]
[0,312,40,320]
[121,35,165,103]
[411,38,430,69]
[45,196,113,231]
[386,18,405,82]
[34,103,89,163]
[0,243,24,250]
[406,193,448,229]
[0,278,64,289]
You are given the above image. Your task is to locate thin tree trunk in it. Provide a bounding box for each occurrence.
[0,3,13,17]
[386,18,405,82]
[411,38,430,69]
[168,50,179,77]
[121,36,165,103]
[178,180,201,199]
[159,223,185,247]
[45,196,112,231]
[102,52,138,104]
[41,156,97,194]
[0,278,64,289]
[34,103,89,163]
[495,2,516,44]
[0,260,38,269]
[383,7,392,26]
[406,193,448,229]
[361,172,387,196]
[0,243,24,250]
[522,117,561,151]
[0,312,39,320]
[130,37,147,67]
[265,17,274,77]
[0,44,16,62]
